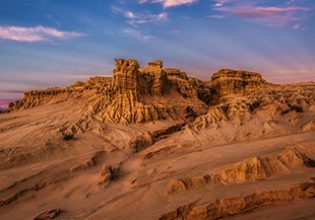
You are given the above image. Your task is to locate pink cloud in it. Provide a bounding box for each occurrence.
[139,0,197,8]
[0,99,17,109]
[0,26,84,42]
[215,5,309,27]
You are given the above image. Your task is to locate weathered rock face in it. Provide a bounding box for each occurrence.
[148,60,163,68]
[111,59,202,99]
[112,59,141,96]
[210,69,267,102]
[9,58,315,127]
[160,179,315,220]
[98,165,118,187]
[189,99,253,130]
[163,68,202,99]
[210,147,315,185]
[9,88,71,111]
[139,60,168,96]
[86,59,208,124]
[164,147,315,195]
[71,76,112,89]
[9,76,113,112]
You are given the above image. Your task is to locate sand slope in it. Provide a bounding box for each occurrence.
[1,59,315,220]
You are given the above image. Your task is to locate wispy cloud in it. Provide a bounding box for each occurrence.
[207,14,224,19]
[112,6,167,40]
[122,28,153,40]
[139,0,197,8]
[0,25,84,42]
[211,0,311,28]
[112,6,168,27]
[216,6,308,27]
[0,89,25,94]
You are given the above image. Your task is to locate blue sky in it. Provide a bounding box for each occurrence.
[0,0,315,107]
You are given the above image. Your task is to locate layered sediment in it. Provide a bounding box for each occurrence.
[160,178,315,220]
[9,58,208,124]
[2,58,315,220]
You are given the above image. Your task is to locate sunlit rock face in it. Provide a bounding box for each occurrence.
[9,58,208,124]
[106,59,207,123]
[112,58,141,96]
[8,58,315,127]
[209,69,267,102]
[138,60,168,96]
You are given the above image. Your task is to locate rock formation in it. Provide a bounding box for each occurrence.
[210,147,315,185]
[9,59,314,123]
[209,69,267,102]
[188,99,253,129]
[160,178,315,220]
[165,147,315,194]
[112,59,141,95]
[139,60,168,96]
[9,58,208,124]
[98,165,116,186]
[2,58,315,220]
[7,58,315,147]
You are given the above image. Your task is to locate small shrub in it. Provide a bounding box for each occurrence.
[249,101,261,112]
[304,158,315,167]
[63,133,74,141]
[290,105,304,113]
[185,106,197,119]
[222,105,229,114]
[281,104,304,115]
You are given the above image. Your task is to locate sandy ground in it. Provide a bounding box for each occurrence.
[1,99,315,220]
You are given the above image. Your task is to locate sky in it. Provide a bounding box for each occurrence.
[0,0,315,108]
